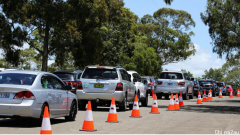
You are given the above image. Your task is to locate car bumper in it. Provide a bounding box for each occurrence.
[154,86,186,94]
[0,100,40,118]
[76,90,125,103]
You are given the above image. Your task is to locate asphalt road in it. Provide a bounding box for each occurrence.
[0,95,240,134]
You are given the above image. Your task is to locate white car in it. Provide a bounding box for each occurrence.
[127,71,148,106]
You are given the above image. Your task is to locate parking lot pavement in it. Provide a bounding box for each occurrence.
[0,95,239,134]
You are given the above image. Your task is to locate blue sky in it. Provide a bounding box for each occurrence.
[123,0,226,78]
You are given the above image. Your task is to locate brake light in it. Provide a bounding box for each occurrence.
[77,81,83,90]
[157,81,162,85]
[195,85,198,87]
[178,82,185,85]
[97,67,105,69]
[147,83,151,85]
[115,82,123,91]
[13,91,36,100]
[211,84,214,86]
[24,91,36,100]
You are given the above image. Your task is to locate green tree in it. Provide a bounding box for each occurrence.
[201,0,240,60]
[138,8,196,65]
[123,43,161,76]
[203,68,224,81]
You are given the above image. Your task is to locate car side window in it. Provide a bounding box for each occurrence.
[50,77,65,90]
[184,73,189,80]
[120,70,129,81]
[133,73,141,82]
[77,73,82,79]
[41,75,54,89]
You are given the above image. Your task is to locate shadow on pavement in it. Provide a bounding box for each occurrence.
[0,117,67,128]
[180,104,240,114]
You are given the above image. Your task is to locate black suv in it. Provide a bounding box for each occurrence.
[199,79,219,97]
[191,78,203,98]
[53,70,83,94]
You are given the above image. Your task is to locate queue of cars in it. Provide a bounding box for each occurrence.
[0,66,236,126]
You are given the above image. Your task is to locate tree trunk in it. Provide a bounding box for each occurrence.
[42,21,50,71]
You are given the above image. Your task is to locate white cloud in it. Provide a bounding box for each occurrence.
[162,43,226,78]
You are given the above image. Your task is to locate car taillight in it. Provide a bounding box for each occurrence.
[77,81,83,90]
[147,83,151,85]
[178,82,185,85]
[115,82,123,91]
[195,85,198,87]
[211,84,214,86]
[13,91,36,100]
[157,81,162,85]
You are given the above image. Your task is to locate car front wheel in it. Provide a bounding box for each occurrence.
[65,100,77,121]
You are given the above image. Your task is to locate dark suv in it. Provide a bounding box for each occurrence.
[191,78,203,98]
[199,79,219,97]
[53,70,83,94]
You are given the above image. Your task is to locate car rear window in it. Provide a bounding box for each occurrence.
[0,73,36,85]
[54,73,74,81]
[159,72,183,79]
[199,81,212,84]
[82,68,118,79]
[217,83,224,87]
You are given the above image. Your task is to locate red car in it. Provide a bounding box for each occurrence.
[226,85,235,96]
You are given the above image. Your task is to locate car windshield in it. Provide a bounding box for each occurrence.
[159,72,183,79]
[82,68,118,79]
[54,73,74,81]
[199,81,212,85]
[0,73,36,85]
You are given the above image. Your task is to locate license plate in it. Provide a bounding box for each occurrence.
[0,93,10,98]
[94,84,104,88]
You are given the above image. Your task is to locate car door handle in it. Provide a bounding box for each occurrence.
[47,92,51,95]
[58,93,62,96]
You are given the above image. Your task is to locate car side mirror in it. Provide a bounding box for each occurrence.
[133,78,137,82]
[66,85,72,90]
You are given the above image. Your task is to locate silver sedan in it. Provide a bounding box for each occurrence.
[0,70,78,125]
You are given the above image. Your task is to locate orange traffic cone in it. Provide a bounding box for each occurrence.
[167,93,175,111]
[229,89,233,98]
[130,95,142,118]
[174,94,180,110]
[197,91,202,104]
[106,97,119,123]
[207,89,212,101]
[179,92,184,107]
[152,82,154,97]
[237,89,240,97]
[149,94,160,114]
[202,90,207,102]
[40,106,52,134]
[219,89,223,98]
[80,101,97,131]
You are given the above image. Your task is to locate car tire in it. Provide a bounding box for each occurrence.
[157,93,162,99]
[149,89,152,96]
[183,89,189,100]
[212,90,216,97]
[65,100,77,121]
[35,103,48,126]
[119,96,127,111]
[78,102,86,110]
[141,92,148,107]
[164,94,169,100]
[189,90,194,99]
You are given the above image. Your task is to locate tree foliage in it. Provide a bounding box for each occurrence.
[201,0,240,61]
